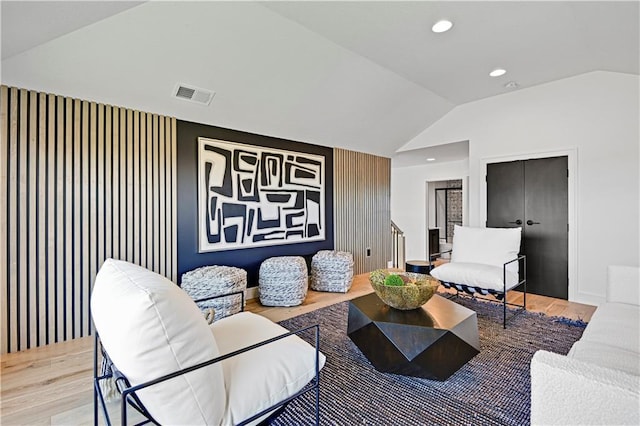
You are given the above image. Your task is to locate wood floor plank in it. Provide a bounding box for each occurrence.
[1,370,91,418]
[1,336,92,368]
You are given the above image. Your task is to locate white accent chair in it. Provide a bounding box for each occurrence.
[91,259,325,426]
[530,265,640,425]
[429,225,526,328]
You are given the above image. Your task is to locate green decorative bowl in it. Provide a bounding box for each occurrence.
[369,269,440,310]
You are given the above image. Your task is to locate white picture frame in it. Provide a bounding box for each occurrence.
[198,137,326,252]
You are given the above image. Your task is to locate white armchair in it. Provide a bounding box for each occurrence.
[91,259,325,426]
[429,225,526,328]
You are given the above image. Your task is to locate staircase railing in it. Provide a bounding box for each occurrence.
[391,221,406,270]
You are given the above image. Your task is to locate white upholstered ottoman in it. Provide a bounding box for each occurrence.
[181,265,247,320]
[259,256,308,306]
[310,250,354,293]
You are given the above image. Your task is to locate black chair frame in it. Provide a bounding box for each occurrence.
[93,291,322,426]
[430,252,527,328]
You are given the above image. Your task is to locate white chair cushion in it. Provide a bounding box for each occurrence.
[211,311,326,426]
[450,225,522,275]
[580,302,640,354]
[568,340,640,376]
[607,265,640,306]
[91,259,226,425]
[430,261,520,292]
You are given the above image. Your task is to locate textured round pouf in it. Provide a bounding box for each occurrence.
[181,265,247,320]
[259,256,308,307]
[310,250,354,293]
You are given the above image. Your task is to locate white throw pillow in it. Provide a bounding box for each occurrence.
[450,225,522,275]
[91,259,226,425]
[579,302,639,354]
[568,340,640,376]
[211,312,326,426]
[430,261,520,292]
[607,265,640,306]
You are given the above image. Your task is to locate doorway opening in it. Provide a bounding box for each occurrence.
[427,178,467,259]
[435,184,463,243]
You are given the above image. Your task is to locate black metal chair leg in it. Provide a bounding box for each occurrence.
[503,296,507,329]
[94,334,99,426]
[315,377,320,425]
[94,385,98,426]
[121,395,128,426]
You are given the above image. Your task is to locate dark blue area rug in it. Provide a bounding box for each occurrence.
[273,295,586,426]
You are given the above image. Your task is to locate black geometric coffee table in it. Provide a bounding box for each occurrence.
[347,292,480,381]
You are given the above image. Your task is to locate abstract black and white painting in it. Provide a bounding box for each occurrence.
[198,137,325,252]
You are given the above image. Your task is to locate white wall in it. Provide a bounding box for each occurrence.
[1,1,453,158]
[399,71,640,305]
[391,159,469,261]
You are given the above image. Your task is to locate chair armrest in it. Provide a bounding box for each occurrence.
[193,290,246,312]
[97,323,322,426]
[115,323,323,425]
[123,323,320,393]
[503,254,525,268]
[607,266,640,306]
[502,255,526,290]
[531,350,640,425]
[429,250,452,263]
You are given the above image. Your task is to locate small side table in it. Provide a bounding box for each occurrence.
[405,260,432,275]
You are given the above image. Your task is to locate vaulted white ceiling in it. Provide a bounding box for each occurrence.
[2,1,638,159]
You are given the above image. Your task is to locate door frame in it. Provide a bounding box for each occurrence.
[479,148,577,301]
[425,176,469,257]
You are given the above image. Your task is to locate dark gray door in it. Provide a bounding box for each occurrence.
[487,156,568,299]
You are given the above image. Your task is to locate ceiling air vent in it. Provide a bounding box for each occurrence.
[173,83,215,106]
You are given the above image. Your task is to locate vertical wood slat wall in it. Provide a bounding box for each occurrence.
[333,148,391,275]
[0,86,177,354]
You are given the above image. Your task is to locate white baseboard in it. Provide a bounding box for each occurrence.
[246,286,259,301]
[573,291,605,307]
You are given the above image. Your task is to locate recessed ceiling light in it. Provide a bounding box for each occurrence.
[489,68,507,77]
[432,20,453,33]
[426,158,436,162]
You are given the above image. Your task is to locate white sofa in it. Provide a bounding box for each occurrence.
[530,265,640,425]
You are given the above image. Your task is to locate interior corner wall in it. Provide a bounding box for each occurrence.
[401,71,640,304]
[0,85,177,354]
[176,120,334,287]
[391,160,469,261]
[334,148,391,275]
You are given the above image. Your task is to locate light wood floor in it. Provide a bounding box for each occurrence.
[0,272,596,425]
